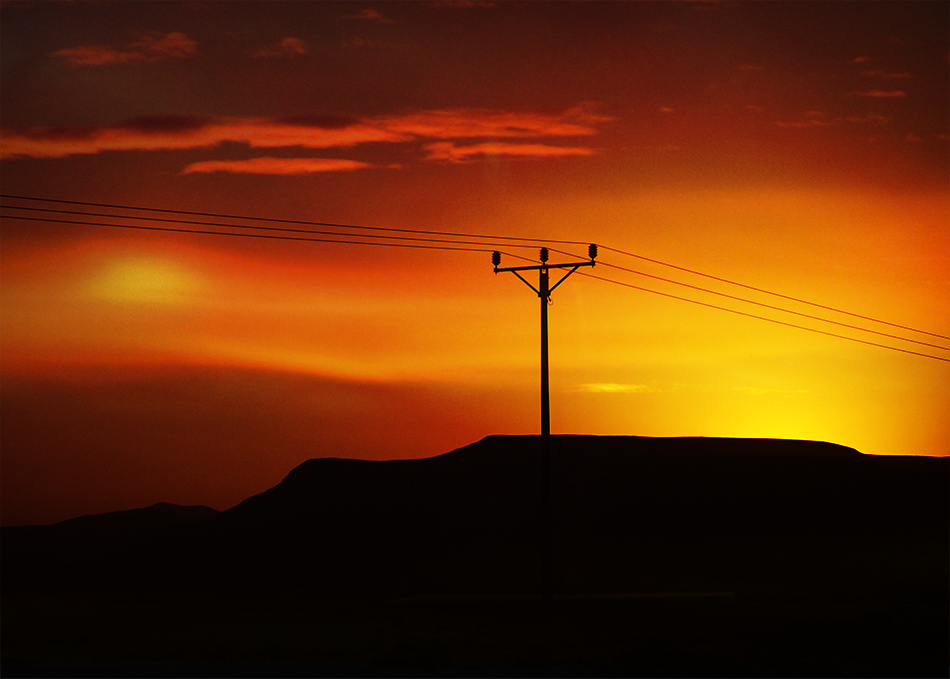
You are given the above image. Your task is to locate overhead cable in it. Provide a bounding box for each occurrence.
[0,213,514,256]
[547,247,949,352]
[0,193,589,247]
[5,192,945,341]
[0,204,553,251]
[600,244,950,341]
[580,272,950,363]
[3,197,946,361]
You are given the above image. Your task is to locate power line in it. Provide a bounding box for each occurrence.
[599,244,950,341]
[0,193,589,247]
[0,204,549,251]
[3,200,946,362]
[547,247,949,352]
[12,204,944,352]
[580,272,950,363]
[0,213,519,256]
[5,192,945,342]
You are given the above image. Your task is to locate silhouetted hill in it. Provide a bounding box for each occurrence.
[53,501,220,531]
[3,436,946,599]
[1,503,220,587]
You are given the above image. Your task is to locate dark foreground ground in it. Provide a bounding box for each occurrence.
[3,587,947,677]
[3,436,947,677]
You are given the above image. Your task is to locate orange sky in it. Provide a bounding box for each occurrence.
[1,1,948,525]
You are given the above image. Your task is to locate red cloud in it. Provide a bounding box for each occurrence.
[51,32,197,66]
[382,108,612,139]
[252,37,309,58]
[841,113,888,125]
[775,119,834,129]
[132,32,197,59]
[1,107,609,160]
[861,70,912,79]
[0,118,408,159]
[425,142,595,162]
[429,1,496,7]
[49,45,133,66]
[854,90,907,98]
[775,110,893,129]
[342,8,394,23]
[181,158,372,175]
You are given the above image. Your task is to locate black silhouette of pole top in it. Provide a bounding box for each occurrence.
[492,245,597,297]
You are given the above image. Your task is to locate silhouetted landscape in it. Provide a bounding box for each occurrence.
[3,435,948,677]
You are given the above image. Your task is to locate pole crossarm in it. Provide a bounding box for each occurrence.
[495,259,595,298]
[494,259,593,274]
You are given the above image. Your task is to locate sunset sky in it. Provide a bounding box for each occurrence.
[1,1,947,526]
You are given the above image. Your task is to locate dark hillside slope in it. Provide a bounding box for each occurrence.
[2,436,946,598]
[195,435,946,597]
[1,503,220,587]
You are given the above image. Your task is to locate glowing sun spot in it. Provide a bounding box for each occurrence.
[85,257,200,305]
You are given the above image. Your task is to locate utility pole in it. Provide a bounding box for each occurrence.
[493,244,597,603]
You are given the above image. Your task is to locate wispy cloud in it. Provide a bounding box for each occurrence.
[776,113,833,129]
[181,157,372,175]
[428,1,496,7]
[252,37,309,58]
[425,142,595,162]
[381,107,612,139]
[50,32,197,66]
[861,69,912,79]
[1,107,611,160]
[853,90,907,98]
[0,116,408,159]
[342,8,394,23]
[776,110,890,129]
[775,121,831,129]
[574,383,653,394]
[841,113,888,124]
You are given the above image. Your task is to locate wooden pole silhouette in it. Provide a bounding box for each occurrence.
[493,245,597,603]
[539,263,551,603]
